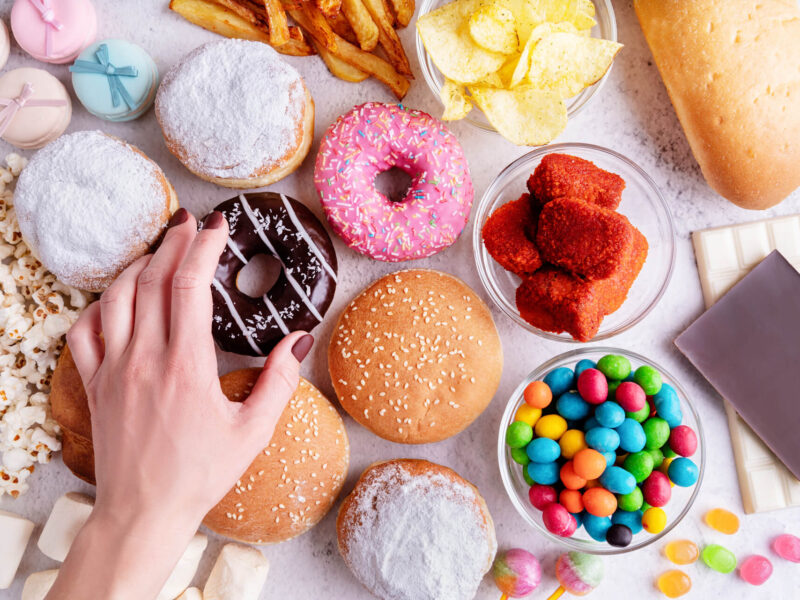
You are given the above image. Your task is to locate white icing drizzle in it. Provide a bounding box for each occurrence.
[211,278,263,356]
[280,193,338,281]
[225,237,248,264]
[262,293,290,335]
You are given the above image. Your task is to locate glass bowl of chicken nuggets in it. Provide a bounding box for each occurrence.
[474,143,676,342]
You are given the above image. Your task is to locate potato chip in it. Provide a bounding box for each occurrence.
[507,0,545,46]
[468,2,518,55]
[539,0,595,28]
[417,0,507,83]
[440,79,473,120]
[527,32,621,97]
[510,21,577,87]
[469,85,567,145]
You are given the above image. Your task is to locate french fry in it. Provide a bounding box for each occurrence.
[342,0,379,51]
[361,0,412,76]
[295,2,339,51]
[311,39,369,82]
[264,0,290,46]
[326,10,360,46]
[389,0,414,28]
[315,0,343,19]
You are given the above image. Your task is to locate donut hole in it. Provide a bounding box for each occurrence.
[374,167,414,203]
[236,254,282,298]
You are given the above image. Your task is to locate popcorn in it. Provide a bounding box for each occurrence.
[0,154,93,498]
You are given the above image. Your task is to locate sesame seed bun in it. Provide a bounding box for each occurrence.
[328,269,503,444]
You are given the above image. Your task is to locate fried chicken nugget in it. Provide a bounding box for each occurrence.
[527,153,625,210]
[481,193,543,277]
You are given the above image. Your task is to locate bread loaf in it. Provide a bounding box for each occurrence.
[635,0,800,209]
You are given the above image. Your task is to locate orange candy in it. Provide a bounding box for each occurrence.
[573,448,607,480]
[560,489,584,513]
[583,487,617,517]
[560,461,588,490]
[524,380,553,409]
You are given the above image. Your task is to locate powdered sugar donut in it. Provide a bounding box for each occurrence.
[11,0,97,64]
[314,103,473,262]
[14,131,178,292]
[156,40,314,189]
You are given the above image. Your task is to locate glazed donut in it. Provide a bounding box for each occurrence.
[156,40,314,188]
[314,102,473,262]
[203,193,337,357]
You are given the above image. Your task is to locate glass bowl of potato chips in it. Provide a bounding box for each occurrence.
[416,0,618,145]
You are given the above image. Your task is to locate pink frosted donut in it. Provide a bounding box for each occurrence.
[314,102,473,262]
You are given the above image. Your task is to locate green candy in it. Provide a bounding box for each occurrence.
[617,486,644,511]
[506,421,533,448]
[702,544,737,574]
[663,447,678,458]
[597,355,632,381]
[647,448,665,468]
[523,466,535,486]
[626,404,650,423]
[607,380,621,400]
[511,447,530,466]
[641,501,653,512]
[634,365,663,395]
[623,451,655,483]
[643,417,670,449]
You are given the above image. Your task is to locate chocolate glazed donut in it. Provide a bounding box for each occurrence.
[201,192,338,356]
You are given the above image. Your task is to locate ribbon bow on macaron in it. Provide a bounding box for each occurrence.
[0,82,68,137]
[69,44,140,109]
[27,0,64,59]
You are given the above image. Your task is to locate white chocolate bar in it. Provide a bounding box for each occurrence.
[0,509,35,589]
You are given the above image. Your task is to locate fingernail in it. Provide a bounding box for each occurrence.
[204,211,227,230]
[168,208,189,228]
[291,334,314,362]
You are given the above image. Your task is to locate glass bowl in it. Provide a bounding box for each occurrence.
[415,0,618,135]
[473,143,675,342]
[498,348,705,554]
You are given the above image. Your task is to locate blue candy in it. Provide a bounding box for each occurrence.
[543,367,575,397]
[527,461,560,485]
[600,466,637,495]
[526,437,561,463]
[654,384,683,428]
[668,457,699,487]
[602,451,617,467]
[616,418,647,453]
[575,359,597,378]
[584,416,600,431]
[571,511,584,529]
[585,427,620,453]
[557,391,591,421]
[583,514,613,542]
[612,509,643,534]
[595,401,625,429]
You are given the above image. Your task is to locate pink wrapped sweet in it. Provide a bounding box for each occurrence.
[11,0,97,64]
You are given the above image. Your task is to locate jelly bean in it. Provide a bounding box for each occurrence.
[595,401,625,429]
[506,421,533,448]
[527,461,559,485]
[703,508,739,534]
[615,382,646,413]
[559,429,587,459]
[773,533,800,562]
[668,425,697,457]
[597,354,631,381]
[577,369,608,405]
[602,451,616,467]
[654,384,682,428]
[515,404,542,427]
[623,451,654,483]
[606,523,632,547]
[642,471,672,507]
[612,509,643,534]
[642,417,670,449]
[511,447,530,466]
[701,544,737,573]
[642,506,667,534]
[583,487,617,517]
[617,486,644,512]
[626,404,650,423]
[657,570,691,598]
[583,416,600,431]
[600,466,636,495]
[523,467,535,486]
[583,513,613,541]
[543,367,575,397]
[528,485,557,510]
[634,365,663,395]
[524,380,553,409]
[668,457,699,487]
[573,449,607,480]
[739,555,772,585]
[527,437,561,463]
[648,448,665,468]
[574,359,597,378]
[535,414,568,440]
[557,391,592,420]
[559,489,584,514]
[560,461,588,490]
[616,418,647,453]
[665,540,699,565]
[543,502,577,537]
[585,427,620,453]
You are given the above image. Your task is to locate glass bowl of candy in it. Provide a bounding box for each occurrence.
[473,143,675,342]
[498,348,705,554]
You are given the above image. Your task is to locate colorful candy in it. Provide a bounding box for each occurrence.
[642,507,667,534]
[615,382,646,412]
[654,384,683,428]
[739,555,772,585]
[642,471,671,507]
[643,418,670,450]
[524,380,553,409]
[577,369,608,405]
[560,489,584,514]
[606,523,632,547]
[573,448,607,480]
[616,418,646,453]
[668,458,699,487]
[544,367,575,397]
[611,509,643,534]
[492,548,542,598]
[617,486,644,512]
[599,466,636,495]
[773,533,800,562]
[527,461,559,485]
[535,414,568,440]
[515,404,542,427]
[583,488,617,517]
[704,508,739,534]
[583,513,612,542]
[529,485,557,510]
[668,425,697,457]
[543,503,577,537]
[585,427,620,453]
[634,365,662,395]
[701,544,737,573]
[557,391,592,420]
[574,359,597,378]
[595,401,625,429]
[656,570,691,598]
[559,430,588,459]
[506,421,533,448]
[552,552,604,596]
[560,461,588,490]
[511,447,530,466]
[527,437,561,463]
[623,451,654,483]
[664,540,698,565]
[596,354,631,381]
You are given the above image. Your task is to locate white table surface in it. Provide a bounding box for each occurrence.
[2,1,800,598]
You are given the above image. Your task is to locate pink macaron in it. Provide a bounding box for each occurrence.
[11,0,97,64]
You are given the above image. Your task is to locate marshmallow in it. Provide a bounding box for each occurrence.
[0,509,35,589]
[177,588,203,600]
[21,569,58,600]
[203,543,270,600]
[156,533,208,600]
[37,492,94,561]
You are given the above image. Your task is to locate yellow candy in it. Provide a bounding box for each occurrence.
[642,507,667,534]
[664,540,699,565]
[559,429,587,458]
[704,508,739,535]
[515,404,542,427]
[657,570,691,598]
[534,414,568,440]
[659,457,673,476]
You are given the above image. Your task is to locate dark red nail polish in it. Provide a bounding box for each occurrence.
[168,208,189,228]
[204,211,227,230]
[291,334,314,362]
